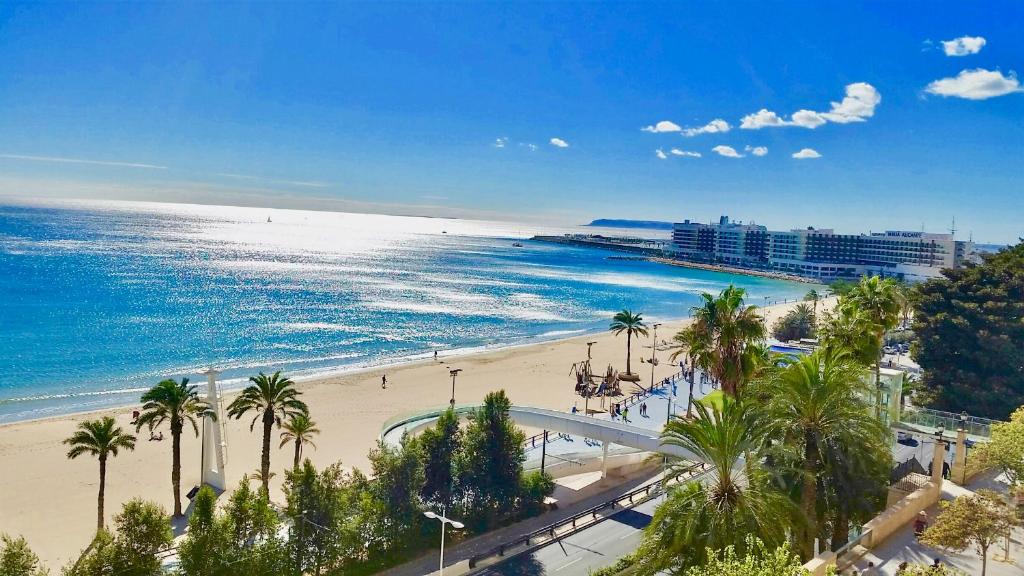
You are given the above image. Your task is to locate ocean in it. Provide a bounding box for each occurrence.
[0,199,812,423]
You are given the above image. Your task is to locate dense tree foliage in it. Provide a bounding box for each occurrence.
[1,535,48,576]
[771,303,816,342]
[682,537,807,576]
[972,405,1024,487]
[920,490,1018,576]
[417,407,462,509]
[913,242,1024,420]
[64,499,172,576]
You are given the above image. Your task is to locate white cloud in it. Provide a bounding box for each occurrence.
[655,149,668,160]
[792,148,822,159]
[0,153,167,169]
[740,109,787,130]
[820,82,881,123]
[790,109,827,129]
[925,68,1023,100]
[942,36,986,56]
[642,120,682,133]
[549,137,570,148]
[670,148,701,158]
[740,82,880,129]
[493,137,508,148]
[519,142,538,152]
[745,145,768,157]
[711,145,744,158]
[682,119,730,137]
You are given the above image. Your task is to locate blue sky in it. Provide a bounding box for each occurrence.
[0,2,1021,243]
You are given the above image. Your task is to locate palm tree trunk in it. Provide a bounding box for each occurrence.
[625,331,632,374]
[800,434,819,561]
[261,410,273,494]
[687,378,695,419]
[172,426,182,517]
[831,508,850,551]
[293,439,301,469]
[875,361,883,421]
[97,456,106,530]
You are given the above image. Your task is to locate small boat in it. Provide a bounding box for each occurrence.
[442,230,447,234]
[267,216,272,223]
[512,242,523,247]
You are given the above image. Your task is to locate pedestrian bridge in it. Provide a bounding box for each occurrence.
[380,404,700,462]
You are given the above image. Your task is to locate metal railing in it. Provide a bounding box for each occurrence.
[899,407,1000,439]
[890,457,927,493]
[467,461,707,569]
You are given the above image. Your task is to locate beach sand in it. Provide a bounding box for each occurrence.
[0,298,827,568]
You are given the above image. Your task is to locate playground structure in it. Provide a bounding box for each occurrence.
[570,359,635,414]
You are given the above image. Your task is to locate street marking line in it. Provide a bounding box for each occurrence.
[618,530,639,540]
[555,557,583,571]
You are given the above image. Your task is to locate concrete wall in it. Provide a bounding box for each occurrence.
[862,481,940,548]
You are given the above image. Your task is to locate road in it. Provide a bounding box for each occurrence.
[476,492,665,576]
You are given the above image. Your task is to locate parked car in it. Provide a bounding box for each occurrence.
[883,345,897,355]
[896,432,920,447]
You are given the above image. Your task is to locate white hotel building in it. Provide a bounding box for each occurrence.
[669,216,976,282]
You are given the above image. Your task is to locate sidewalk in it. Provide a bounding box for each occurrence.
[380,470,663,576]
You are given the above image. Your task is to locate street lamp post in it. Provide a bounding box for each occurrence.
[649,323,661,393]
[448,368,462,406]
[586,341,597,360]
[424,508,464,576]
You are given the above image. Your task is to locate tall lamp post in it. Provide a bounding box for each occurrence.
[424,508,464,576]
[649,323,661,393]
[448,368,462,406]
[586,341,597,360]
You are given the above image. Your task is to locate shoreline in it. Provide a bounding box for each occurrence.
[0,298,826,569]
[648,257,822,285]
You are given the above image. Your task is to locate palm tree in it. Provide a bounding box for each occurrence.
[64,416,137,530]
[136,378,214,517]
[609,309,648,375]
[279,412,320,470]
[848,276,905,417]
[804,289,821,317]
[637,396,795,573]
[227,371,308,494]
[670,285,765,398]
[754,349,890,560]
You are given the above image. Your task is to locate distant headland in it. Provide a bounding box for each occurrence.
[586,219,674,230]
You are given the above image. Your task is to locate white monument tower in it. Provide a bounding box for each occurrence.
[200,367,228,492]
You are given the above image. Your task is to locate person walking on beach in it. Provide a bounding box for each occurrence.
[434,350,438,361]
[382,374,387,389]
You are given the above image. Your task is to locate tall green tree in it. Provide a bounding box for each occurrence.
[367,436,425,555]
[280,412,320,470]
[913,242,1024,419]
[636,397,795,573]
[460,390,528,529]
[670,285,765,398]
[65,499,173,576]
[755,350,890,559]
[283,461,355,576]
[228,371,309,494]
[804,289,821,317]
[771,303,816,342]
[920,490,1018,576]
[417,407,462,510]
[136,378,213,517]
[0,535,47,576]
[848,276,905,417]
[610,309,648,375]
[972,405,1024,488]
[64,416,137,530]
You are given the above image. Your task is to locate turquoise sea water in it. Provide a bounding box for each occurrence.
[0,200,812,423]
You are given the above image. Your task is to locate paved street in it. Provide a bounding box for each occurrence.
[477,492,665,576]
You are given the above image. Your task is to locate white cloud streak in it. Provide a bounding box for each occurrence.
[925,68,1023,100]
[493,137,508,148]
[642,120,682,133]
[745,146,768,157]
[711,145,744,158]
[0,153,167,169]
[942,36,986,56]
[683,119,730,137]
[655,149,668,160]
[670,148,701,158]
[549,137,570,148]
[792,148,822,159]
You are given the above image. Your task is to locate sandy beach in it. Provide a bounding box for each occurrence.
[0,298,822,568]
